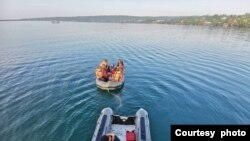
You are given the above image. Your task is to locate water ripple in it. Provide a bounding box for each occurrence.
[1,22,250,141]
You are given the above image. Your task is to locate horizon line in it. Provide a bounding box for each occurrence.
[1,13,250,21]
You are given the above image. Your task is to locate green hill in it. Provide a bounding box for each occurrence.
[3,14,250,28]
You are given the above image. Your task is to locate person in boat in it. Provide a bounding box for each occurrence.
[96,67,109,82]
[106,64,113,78]
[112,68,123,82]
[111,66,116,75]
[99,133,120,141]
[100,59,108,70]
[96,59,109,82]
[116,59,124,71]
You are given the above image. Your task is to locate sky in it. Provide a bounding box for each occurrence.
[0,0,250,19]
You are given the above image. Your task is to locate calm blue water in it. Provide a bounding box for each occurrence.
[0,21,250,141]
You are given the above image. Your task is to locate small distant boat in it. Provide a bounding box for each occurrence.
[96,59,125,91]
[92,107,151,141]
[96,76,124,91]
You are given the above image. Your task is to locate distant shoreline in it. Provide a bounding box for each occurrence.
[1,14,250,28]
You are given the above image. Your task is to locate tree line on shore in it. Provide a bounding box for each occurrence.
[5,13,250,28]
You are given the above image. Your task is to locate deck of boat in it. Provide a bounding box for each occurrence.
[111,124,135,141]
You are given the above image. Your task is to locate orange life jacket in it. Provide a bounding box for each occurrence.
[117,64,124,71]
[113,70,123,82]
[96,67,108,79]
[100,60,108,69]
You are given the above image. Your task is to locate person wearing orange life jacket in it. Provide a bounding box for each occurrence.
[112,68,123,82]
[116,59,124,71]
[96,67,109,82]
[100,59,108,70]
[95,67,103,78]
[96,59,109,82]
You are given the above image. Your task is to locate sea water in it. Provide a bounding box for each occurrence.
[0,21,250,141]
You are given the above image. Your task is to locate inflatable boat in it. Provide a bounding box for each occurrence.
[92,107,151,141]
[96,76,124,91]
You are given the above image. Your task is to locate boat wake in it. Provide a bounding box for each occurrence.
[110,93,123,109]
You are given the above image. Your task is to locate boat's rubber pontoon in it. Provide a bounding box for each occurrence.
[92,107,151,141]
[96,76,124,91]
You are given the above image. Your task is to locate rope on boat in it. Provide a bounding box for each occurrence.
[107,81,110,93]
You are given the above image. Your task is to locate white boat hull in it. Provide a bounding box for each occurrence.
[96,77,124,90]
